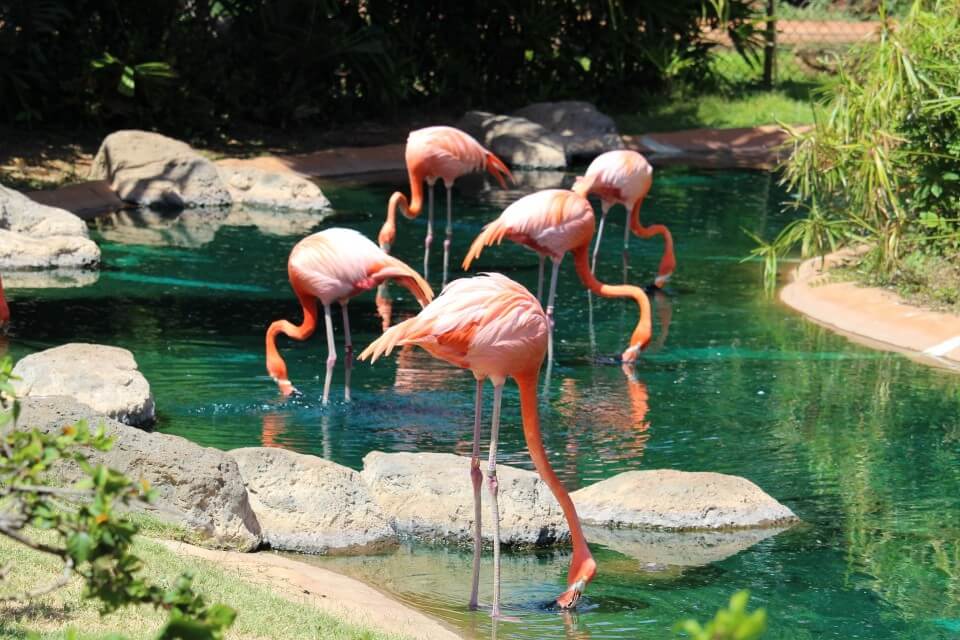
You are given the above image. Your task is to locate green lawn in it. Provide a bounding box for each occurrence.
[0,531,407,640]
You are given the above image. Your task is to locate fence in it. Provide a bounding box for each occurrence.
[709,1,883,88]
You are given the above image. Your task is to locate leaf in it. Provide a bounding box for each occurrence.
[67,531,93,563]
[119,67,136,97]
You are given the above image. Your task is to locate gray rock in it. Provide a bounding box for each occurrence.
[0,184,90,238]
[229,447,396,554]
[512,101,624,160]
[13,343,155,426]
[458,111,566,169]
[586,525,788,572]
[216,162,332,211]
[0,229,100,269]
[16,396,261,551]
[361,451,569,547]
[571,469,799,530]
[89,130,232,209]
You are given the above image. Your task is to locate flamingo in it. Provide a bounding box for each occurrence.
[577,150,675,287]
[378,126,514,285]
[462,182,652,364]
[359,273,595,615]
[265,228,433,403]
[0,275,8,330]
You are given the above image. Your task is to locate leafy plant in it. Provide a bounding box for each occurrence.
[674,590,767,639]
[0,356,236,639]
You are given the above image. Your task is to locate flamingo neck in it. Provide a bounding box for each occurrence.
[265,289,318,392]
[406,168,425,218]
[0,275,8,326]
[572,245,652,359]
[516,371,591,564]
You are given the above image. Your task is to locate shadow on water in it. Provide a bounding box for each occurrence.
[5,168,960,638]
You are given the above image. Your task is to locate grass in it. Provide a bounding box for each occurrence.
[0,530,408,640]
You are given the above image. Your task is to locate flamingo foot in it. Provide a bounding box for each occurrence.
[556,578,587,610]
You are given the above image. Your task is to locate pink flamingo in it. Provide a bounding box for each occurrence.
[462,182,652,364]
[378,126,514,285]
[359,273,595,615]
[265,228,433,403]
[577,150,675,287]
[0,275,8,330]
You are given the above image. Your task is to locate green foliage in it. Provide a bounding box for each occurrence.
[674,590,767,639]
[0,0,760,132]
[758,0,960,287]
[0,356,236,639]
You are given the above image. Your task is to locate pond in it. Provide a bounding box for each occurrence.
[6,168,960,639]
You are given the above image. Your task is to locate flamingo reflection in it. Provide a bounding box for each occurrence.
[260,411,331,459]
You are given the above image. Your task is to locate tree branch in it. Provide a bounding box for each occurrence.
[0,525,67,558]
[0,556,74,602]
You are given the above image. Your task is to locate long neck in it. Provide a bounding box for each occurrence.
[265,290,318,387]
[0,275,8,326]
[406,167,424,218]
[572,245,651,357]
[516,371,590,560]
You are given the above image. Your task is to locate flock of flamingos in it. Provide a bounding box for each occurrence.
[266,125,675,616]
[0,124,675,618]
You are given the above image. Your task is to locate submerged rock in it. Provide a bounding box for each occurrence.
[458,111,567,169]
[17,396,261,551]
[216,161,332,211]
[360,451,569,547]
[571,469,799,530]
[229,447,396,554]
[12,343,155,426]
[89,130,231,209]
[512,101,624,161]
[0,230,100,269]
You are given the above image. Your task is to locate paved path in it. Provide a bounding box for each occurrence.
[781,248,960,370]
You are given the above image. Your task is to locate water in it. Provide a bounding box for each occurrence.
[5,169,960,639]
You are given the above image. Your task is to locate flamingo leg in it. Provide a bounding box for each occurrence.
[469,377,484,611]
[424,182,435,280]
[487,382,505,618]
[321,303,336,406]
[591,204,609,273]
[443,185,453,287]
[545,258,562,364]
[536,255,545,302]
[623,211,631,251]
[341,302,352,403]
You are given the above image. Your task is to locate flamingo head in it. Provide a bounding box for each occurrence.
[556,554,596,609]
[378,222,396,252]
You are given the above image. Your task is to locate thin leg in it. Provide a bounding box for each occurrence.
[587,291,596,355]
[487,383,504,618]
[591,208,608,273]
[424,182,435,280]
[545,258,561,364]
[623,211,631,250]
[536,255,545,302]
[321,304,336,406]
[469,378,484,611]
[443,185,453,287]
[341,302,352,403]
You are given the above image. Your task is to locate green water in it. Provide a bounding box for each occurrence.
[6,169,960,639]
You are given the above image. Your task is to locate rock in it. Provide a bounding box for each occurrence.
[1,269,100,289]
[89,130,232,209]
[512,101,624,160]
[458,111,566,169]
[0,184,90,238]
[17,396,261,551]
[571,470,799,530]
[0,229,100,269]
[361,451,568,547]
[216,161,332,211]
[228,447,396,554]
[12,343,155,426]
[585,525,788,571]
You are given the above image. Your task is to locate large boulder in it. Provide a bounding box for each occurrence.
[0,184,90,237]
[216,161,332,211]
[229,447,396,554]
[17,396,261,551]
[458,111,567,169]
[0,229,100,269]
[361,451,568,547]
[89,130,232,209]
[571,470,799,530]
[12,343,155,426]
[512,101,624,160]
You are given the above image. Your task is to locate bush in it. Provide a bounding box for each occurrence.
[752,0,960,287]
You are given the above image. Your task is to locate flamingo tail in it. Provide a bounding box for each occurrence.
[485,152,514,189]
[462,218,511,271]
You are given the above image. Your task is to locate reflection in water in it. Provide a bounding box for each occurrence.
[2,269,100,290]
[261,410,331,459]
